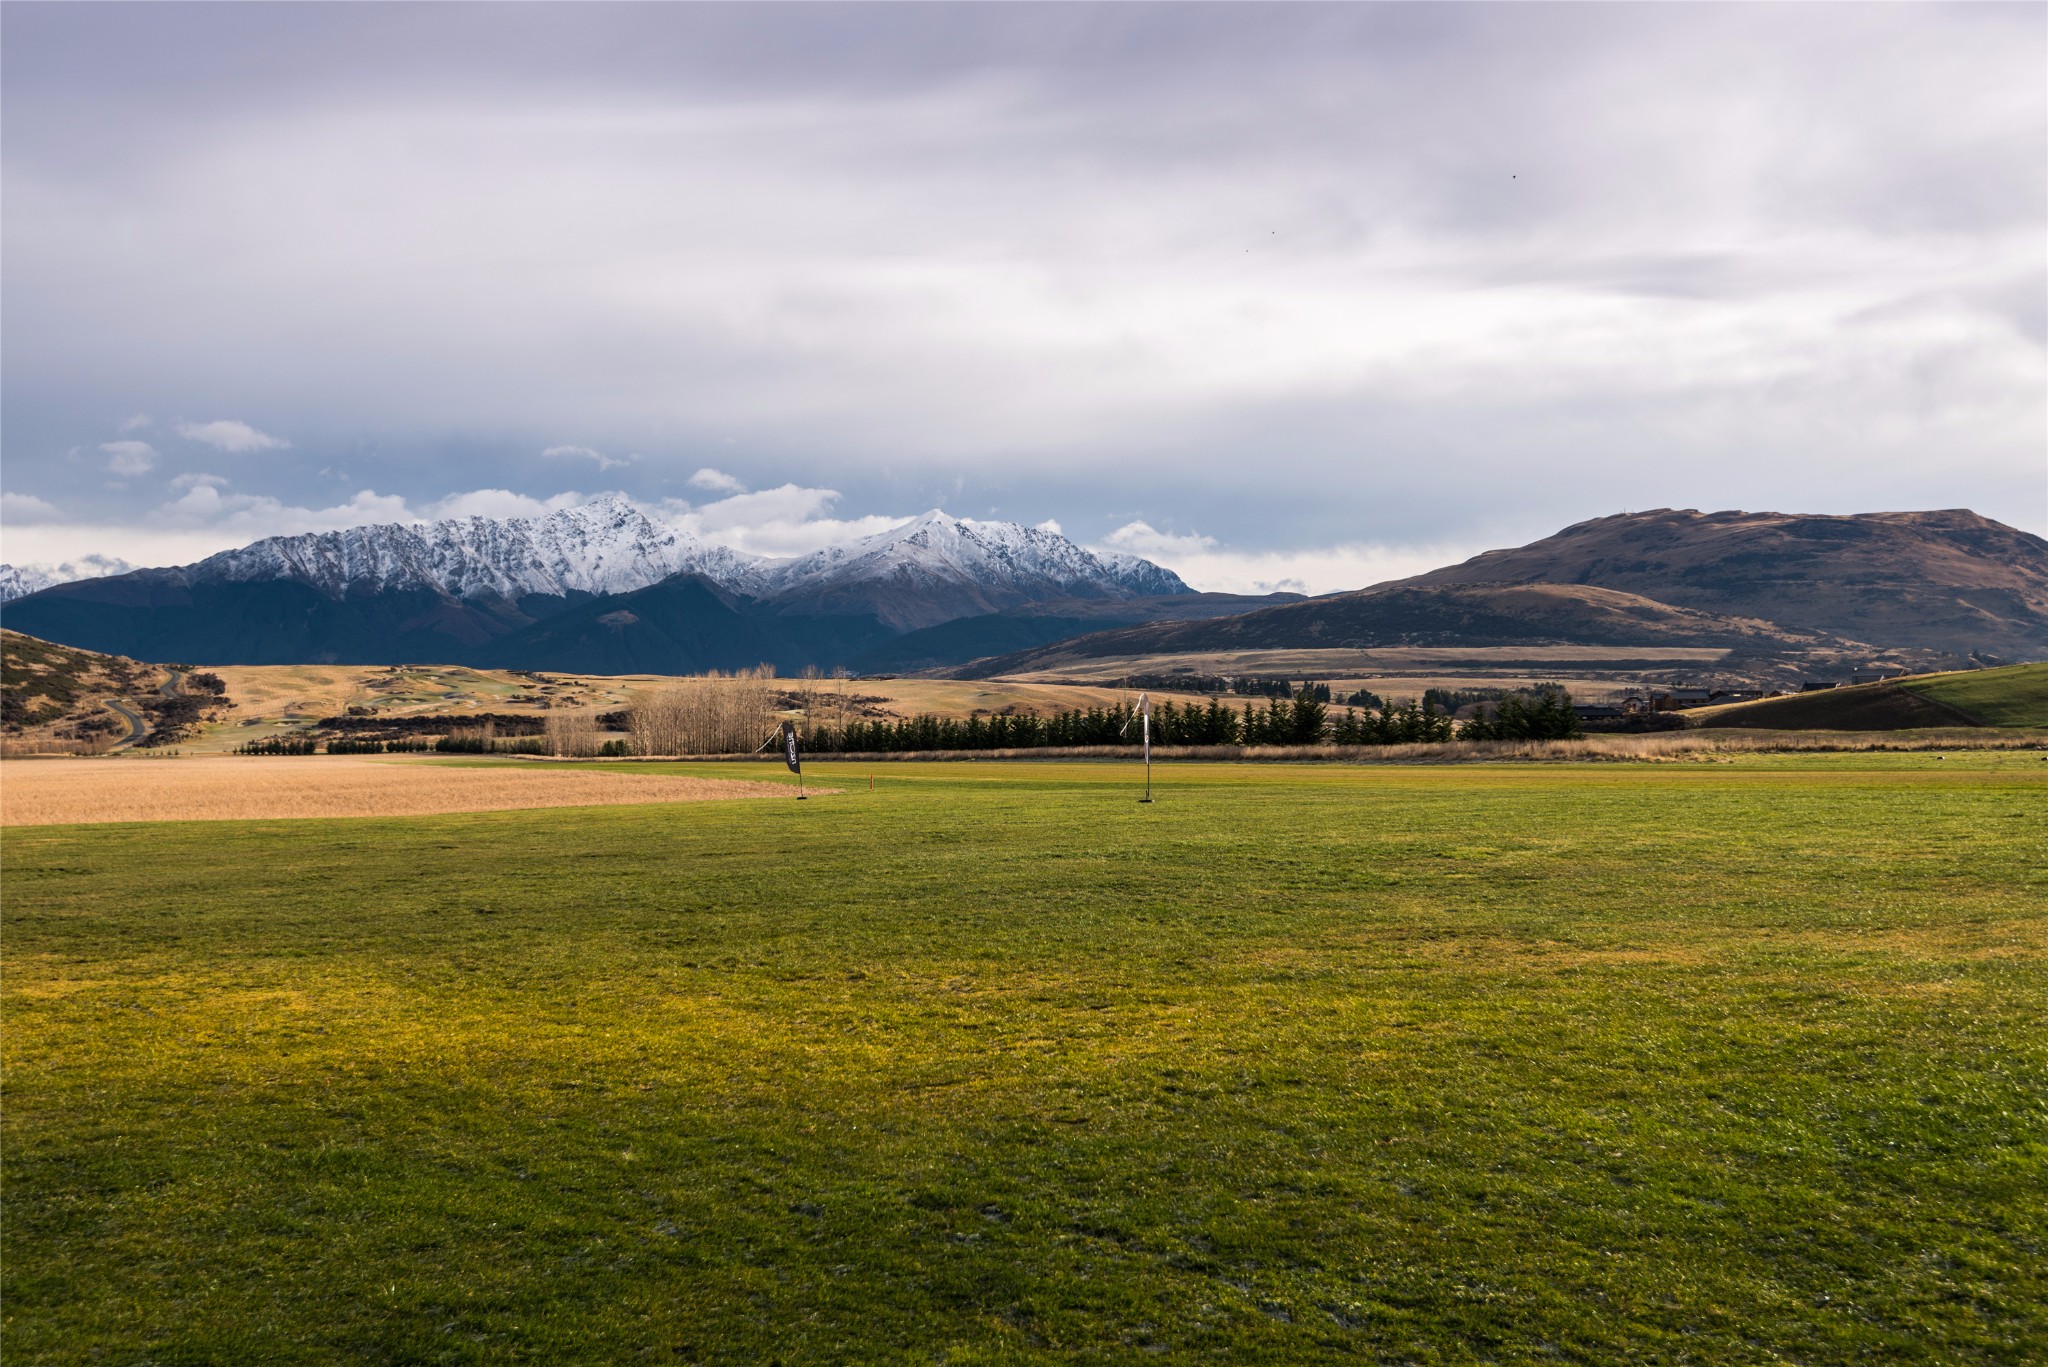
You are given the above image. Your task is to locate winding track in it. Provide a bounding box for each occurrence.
[108,669,184,749]
[105,697,148,747]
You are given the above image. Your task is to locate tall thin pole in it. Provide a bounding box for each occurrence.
[1140,706,1152,804]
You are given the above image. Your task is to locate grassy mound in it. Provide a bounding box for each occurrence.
[1697,661,2047,731]
[1903,661,2048,727]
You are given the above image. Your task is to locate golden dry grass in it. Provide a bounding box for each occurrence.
[0,755,808,827]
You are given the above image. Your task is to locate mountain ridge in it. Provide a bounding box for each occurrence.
[8,504,2040,675]
[941,581,1899,680]
[1397,508,2048,659]
[0,497,1192,668]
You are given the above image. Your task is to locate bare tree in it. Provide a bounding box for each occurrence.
[545,709,601,758]
[626,666,780,756]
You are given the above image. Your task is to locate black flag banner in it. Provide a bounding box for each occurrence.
[782,720,807,800]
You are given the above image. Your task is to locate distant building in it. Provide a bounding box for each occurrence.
[1800,681,1840,692]
[1661,687,1714,708]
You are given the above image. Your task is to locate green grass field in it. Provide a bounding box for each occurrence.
[1905,663,2048,728]
[5,756,2046,1363]
[1699,661,2048,732]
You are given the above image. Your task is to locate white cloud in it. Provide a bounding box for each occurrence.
[1,492,63,522]
[0,523,276,568]
[1,486,578,568]
[541,444,633,472]
[1035,519,1063,535]
[1098,520,1475,596]
[688,467,748,495]
[174,418,290,452]
[153,478,411,535]
[664,483,908,558]
[1102,521,1216,558]
[118,413,153,433]
[99,439,158,476]
[422,488,585,521]
[10,553,133,585]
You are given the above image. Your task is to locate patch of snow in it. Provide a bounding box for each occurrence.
[0,556,135,604]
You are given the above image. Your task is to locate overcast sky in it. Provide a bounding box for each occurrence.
[3,2,2042,592]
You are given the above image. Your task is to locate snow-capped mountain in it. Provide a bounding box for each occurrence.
[191,494,766,602]
[0,557,133,605]
[1,497,1191,668]
[177,497,1185,626]
[0,565,57,604]
[1093,551,1193,599]
[761,510,1188,630]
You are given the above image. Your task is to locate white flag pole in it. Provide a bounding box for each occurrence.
[1138,692,1153,804]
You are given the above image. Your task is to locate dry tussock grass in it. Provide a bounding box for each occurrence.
[0,756,807,827]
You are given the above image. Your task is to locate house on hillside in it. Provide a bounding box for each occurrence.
[1660,687,1715,709]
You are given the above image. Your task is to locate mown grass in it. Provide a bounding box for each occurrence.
[5,755,2045,1363]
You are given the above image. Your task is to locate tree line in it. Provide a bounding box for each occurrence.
[794,689,1570,754]
[237,679,1580,758]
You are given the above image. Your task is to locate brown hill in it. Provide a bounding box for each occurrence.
[946,582,1888,679]
[1,629,168,751]
[1398,509,2048,660]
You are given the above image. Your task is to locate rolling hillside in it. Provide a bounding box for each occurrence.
[945,582,1898,680]
[1905,662,2048,727]
[1398,508,2048,660]
[1695,663,2048,731]
[0,629,191,750]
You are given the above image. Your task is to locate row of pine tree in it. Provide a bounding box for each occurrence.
[801,688,1578,754]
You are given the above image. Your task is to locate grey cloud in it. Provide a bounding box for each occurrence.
[1,2,2040,568]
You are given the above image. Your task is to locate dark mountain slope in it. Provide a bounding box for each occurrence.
[0,569,554,665]
[1399,509,2048,660]
[468,575,893,675]
[947,582,1867,678]
[853,592,1304,673]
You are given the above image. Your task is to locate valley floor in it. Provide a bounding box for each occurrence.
[4,756,2044,1362]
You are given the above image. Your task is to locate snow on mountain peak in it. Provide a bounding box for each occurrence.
[191,498,760,602]
[0,557,135,605]
[18,497,1187,628]
[0,564,59,604]
[761,506,1189,629]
